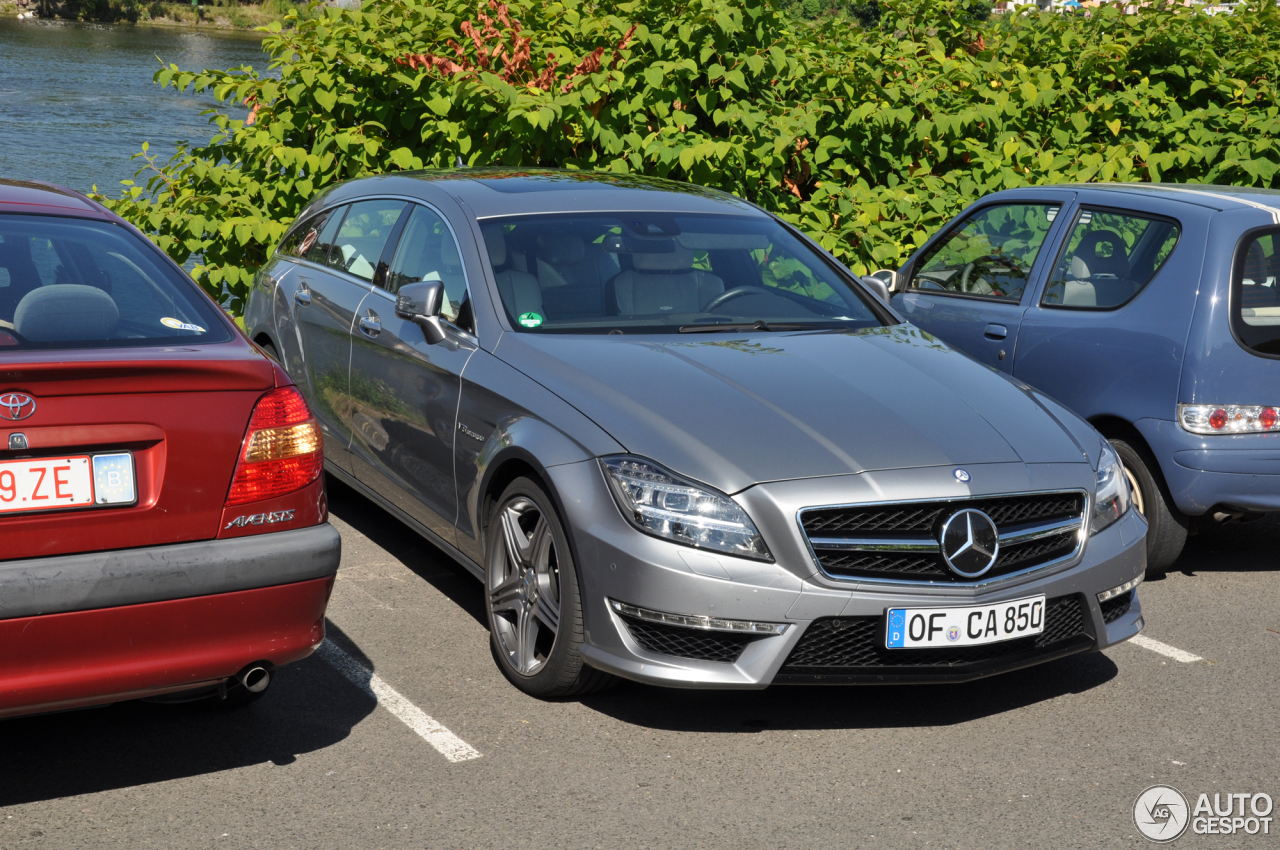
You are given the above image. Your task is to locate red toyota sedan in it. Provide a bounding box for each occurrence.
[0,179,339,718]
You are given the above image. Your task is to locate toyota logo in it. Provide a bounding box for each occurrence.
[0,392,35,422]
[938,508,999,578]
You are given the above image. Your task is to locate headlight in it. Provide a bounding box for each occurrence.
[1090,440,1131,535]
[600,456,772,561]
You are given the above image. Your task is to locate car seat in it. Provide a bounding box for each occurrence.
[14,284,119,342]
[482,225,544,319]
[1070,230,1135,307]
[606,246,724,316]
[536,234,615,319]
[1241,241,1277,312]
[0,239,43,323]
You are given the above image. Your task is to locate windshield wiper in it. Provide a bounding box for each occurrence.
[678,320,815,334]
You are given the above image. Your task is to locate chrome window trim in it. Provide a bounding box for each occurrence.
[285,195,479,342]
[796,488,1090,588]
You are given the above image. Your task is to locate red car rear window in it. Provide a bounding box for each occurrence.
[0,214,232,350]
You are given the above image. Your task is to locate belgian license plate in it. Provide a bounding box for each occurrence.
[885,595,1046,649]
[0,453,135,514]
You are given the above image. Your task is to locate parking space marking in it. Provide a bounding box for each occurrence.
[1130,634,1204,663]
[316,641,482,763]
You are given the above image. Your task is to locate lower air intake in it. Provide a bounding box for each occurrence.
[776,594,1091,683]
[620,615,758,663]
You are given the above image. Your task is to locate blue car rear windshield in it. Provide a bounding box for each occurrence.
[0,215,231,350]
[478,213,886,334]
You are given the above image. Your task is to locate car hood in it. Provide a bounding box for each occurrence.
[496,324,1089,493]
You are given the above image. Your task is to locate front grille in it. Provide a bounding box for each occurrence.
[801,491,1086,583]
[620,615,757,663]
[1100,591,1132,624]
[780,594,1088,675]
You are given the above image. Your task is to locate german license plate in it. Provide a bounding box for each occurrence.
[0,452,135,514]
[885,595,1046,649]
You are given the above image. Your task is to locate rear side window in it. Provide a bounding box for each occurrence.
[1234,230,1280,356]
[0,215,232,350]
[1042,209,1180,309]
[909,204,1060,302]
[280,206,339,262]
[326,200,407,282]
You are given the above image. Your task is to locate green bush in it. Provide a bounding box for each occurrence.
[96,0,1280,314]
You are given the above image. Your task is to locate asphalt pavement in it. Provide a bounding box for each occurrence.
[2,474,1277,849]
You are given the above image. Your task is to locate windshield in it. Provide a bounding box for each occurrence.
[478,213,885,334]
[0,215,231,350]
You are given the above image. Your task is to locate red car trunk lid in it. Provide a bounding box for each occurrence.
[0,342,277,561]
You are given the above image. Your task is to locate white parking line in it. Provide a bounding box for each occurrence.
[316,641,482,763]
[1130,634,1204,663]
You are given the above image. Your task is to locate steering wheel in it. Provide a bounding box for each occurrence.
[702,285,775,313]
[958,257,1024,295]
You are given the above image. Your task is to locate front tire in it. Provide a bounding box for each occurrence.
[484,478,615,699]
[1110,439,1187,572]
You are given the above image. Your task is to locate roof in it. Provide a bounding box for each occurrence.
[312,168,765,220]
[0,179,113,220]
[1000,181,1280,216]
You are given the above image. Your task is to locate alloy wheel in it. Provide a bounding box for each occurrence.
[487,496,561,676]
[1123,463,1145,516]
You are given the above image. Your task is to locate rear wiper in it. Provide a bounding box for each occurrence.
[678,320,813,334]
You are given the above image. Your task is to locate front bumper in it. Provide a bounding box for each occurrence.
[550,461,1146,689]
[0,524,341,717]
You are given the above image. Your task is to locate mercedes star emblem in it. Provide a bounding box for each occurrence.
[939,508,1000,578]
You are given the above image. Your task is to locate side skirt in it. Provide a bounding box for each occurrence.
[325,463,485,582]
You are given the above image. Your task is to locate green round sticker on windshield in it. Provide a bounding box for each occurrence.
[518,312,544,328]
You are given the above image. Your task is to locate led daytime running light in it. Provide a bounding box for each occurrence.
[1097,574,1143,604]
[610,599,789,635]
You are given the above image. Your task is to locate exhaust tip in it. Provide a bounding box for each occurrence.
[238,665,271,694]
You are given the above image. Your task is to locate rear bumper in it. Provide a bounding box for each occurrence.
[1140,418,1280,514]
[0,523,341,620]
[0,524,341,718]
[0,576,333,718]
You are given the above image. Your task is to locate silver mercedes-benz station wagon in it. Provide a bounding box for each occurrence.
[245,170,1148,697]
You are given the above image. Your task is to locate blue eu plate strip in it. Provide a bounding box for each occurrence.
[92,453,135,505]
[886,609,906,648]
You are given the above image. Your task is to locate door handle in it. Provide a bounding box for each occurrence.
[359,312,382,337]
[294,285,311,307]
[983,323,1008,340]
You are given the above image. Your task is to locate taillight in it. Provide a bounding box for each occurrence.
[226,387,323,506]
[1179,403,1280,435]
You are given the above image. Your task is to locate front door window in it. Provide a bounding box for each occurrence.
[909,204,1061,302]
[386,205,472,331]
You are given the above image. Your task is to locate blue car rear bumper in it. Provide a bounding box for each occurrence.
[1140,418,1280,514]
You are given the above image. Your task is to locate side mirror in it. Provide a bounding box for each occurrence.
[395,279,447,345]
[869,268,902,292]
[858,275,891,305]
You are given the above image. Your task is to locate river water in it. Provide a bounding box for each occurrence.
[0,17,268,197]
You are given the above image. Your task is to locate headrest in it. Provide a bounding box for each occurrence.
[632,246,694,272]
[441,235,461,268]
[481,224,506,267]
[0,239,33,266]
[537,234,584,266]
[1243,241,1269,281]
[1072,230,1129,278]
[14,284,119,342]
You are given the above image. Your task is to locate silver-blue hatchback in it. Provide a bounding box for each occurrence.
[245,169,1146,697]
[887,184,1280,571]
